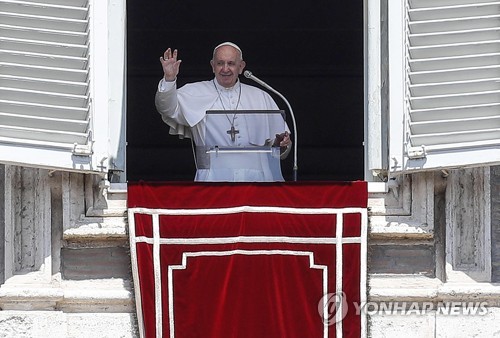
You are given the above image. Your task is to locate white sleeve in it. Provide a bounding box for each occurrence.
[154,79,192,138]
[158,78,176,92]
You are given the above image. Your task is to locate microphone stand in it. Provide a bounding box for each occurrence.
[244,71,298,181]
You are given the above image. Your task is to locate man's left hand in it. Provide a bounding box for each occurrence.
[273,131,291,148]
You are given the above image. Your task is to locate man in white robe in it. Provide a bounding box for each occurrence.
[155,42,292,182]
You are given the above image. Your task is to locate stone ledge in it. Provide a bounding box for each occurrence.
[0,279,134,312]
[86,207,128,218]
[64,217,128,241]
[369,216,434,239]
[369,307,500,338]
[369,275,500,305]
[369,275,441,302]
[0,311,138,338]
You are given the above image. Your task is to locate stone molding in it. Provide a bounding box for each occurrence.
[369,172,435,239]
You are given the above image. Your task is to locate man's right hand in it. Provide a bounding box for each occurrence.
[160,48,182,82]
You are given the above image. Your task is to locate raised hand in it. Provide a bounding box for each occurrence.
[160,48,182,81]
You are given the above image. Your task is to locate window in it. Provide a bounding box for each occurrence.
[0,0,125,176]
[387,0,500,174]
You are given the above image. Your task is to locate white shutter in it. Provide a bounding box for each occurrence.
[389,0,500,173]
[0,0,101,172]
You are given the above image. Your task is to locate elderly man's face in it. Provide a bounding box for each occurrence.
[211,45,246,88]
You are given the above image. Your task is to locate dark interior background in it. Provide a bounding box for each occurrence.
[126,0,364,181]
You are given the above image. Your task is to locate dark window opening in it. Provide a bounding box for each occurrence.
[126,0,364,181]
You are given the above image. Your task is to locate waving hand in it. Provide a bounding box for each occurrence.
[160,48,182,81]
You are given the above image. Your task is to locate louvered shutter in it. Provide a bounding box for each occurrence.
[389,0,500,173]
[0,0,107,172]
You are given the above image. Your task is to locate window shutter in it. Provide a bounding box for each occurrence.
[389,0,500,173]
[0,0,102,172]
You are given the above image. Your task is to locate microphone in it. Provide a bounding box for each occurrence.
[244,70,298,181]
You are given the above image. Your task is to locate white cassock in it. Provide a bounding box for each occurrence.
[155,78,290,182]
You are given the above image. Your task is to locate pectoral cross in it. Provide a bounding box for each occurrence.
[227,125,239,142]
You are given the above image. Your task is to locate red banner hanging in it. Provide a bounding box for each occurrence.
[128,181,368,338]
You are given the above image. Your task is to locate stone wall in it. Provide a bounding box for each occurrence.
[490,166,500,282]
[368,167,500,337]
[0,165,137,337]
[1,164,500,337]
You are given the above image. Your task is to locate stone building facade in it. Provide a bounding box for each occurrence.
[1,0,500,337]
[1,166,499,337]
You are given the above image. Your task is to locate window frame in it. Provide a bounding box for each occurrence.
[375,0,500,176]
[0,0,126,179]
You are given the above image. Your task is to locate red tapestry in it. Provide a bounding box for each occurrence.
[128,181,368,338]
